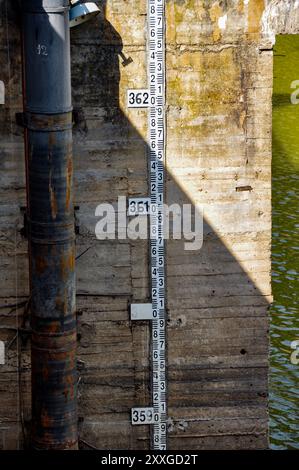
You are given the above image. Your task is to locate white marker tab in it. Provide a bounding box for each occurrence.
[131,407,157,425]
[128,198,151,216]
[0,81,5,105]
[131,303,154,321]
[127,89,150,108]
[0,341,5,365]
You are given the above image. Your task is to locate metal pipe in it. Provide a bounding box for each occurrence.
[21,0,77,450]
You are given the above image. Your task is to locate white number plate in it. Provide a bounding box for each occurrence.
[128,198,152,215]
[131,407,157,425]
[127,89,150,108]
[0,341,5,365]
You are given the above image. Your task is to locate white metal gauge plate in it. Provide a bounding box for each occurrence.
[127,89,150,108]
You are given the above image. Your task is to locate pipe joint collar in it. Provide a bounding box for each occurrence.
[22,0,70,13]
[21,111,73,132]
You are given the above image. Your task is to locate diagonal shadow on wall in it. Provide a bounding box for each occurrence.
[70,3,270,451]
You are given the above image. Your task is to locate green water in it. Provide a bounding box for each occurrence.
[271,35,299,450]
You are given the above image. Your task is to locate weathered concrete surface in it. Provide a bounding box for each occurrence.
[0,0,296,449]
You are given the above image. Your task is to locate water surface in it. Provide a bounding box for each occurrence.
[271,35,299,450]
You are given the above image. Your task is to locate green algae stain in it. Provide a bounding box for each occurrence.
[271,35,299,450]
[172,0,198,25]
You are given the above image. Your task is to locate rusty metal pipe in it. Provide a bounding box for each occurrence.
[21,0,77,450]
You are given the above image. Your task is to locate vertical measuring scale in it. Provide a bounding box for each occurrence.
[149,0,167,450]
[129,0,167,450]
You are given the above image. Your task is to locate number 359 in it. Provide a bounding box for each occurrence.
[127,89,149,108]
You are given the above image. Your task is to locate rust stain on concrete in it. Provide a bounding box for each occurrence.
[209,1,224,42]
[247,0,265,35]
